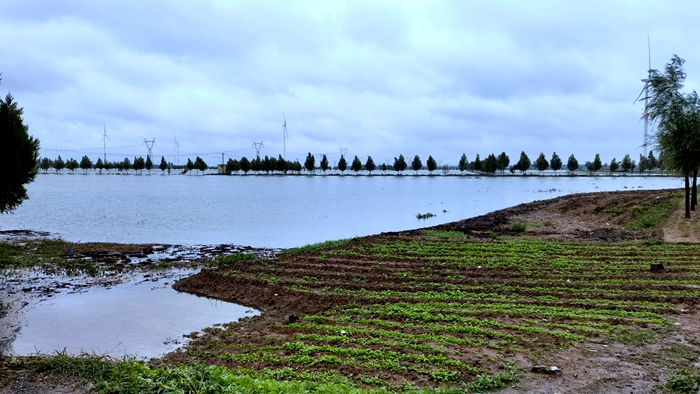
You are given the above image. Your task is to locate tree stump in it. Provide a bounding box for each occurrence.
[650,263,664,272]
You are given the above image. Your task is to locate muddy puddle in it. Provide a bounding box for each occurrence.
[8,271,258,359]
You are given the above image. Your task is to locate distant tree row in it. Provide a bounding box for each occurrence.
[39,155,209,175]
[38,150,663,177]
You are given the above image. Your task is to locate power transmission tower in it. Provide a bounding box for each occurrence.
[144,138,156,161]
[339,147,348,158]
[252,141,264,157]
[633,34,652,156]
[100,120,110,163]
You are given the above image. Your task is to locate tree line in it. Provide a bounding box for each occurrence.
[39,149,663,177]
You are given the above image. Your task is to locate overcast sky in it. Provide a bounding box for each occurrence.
[1,1,699,167]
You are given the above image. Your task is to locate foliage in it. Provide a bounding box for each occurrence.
[95,158,104,174]
[483,154,497,174]
[365,156,376,174]
[473,154,481,172]
[497,152,509,174]
[534,153,549,174]
[321,154,329,173]
[516,151,531,174]
[240,157,250,174]
[194,156,207,174]
[186,158,194,174]
[159,156,168,173]
[621,154,635,172]
[304,152,315,173]
[280,238,355,257]
[0,86,40,213]
[609,157,619,173]
[411,155,422,174]
[393,155,407,174]
[79,155,93,174]
[585,153,602,174]
[338,156,347,173]
[426,156,437,173]
[566,154,578,173]
[66,158,79,173]
[666,369,700,393]
[550,152,562,173]
[40,157,51,173]
[351,155,362,173]
[458,153,468,173]
[132,156,145,174]
[145,155,153,173]
[510,222,527,232]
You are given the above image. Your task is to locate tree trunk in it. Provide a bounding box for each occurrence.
[686,176,691,219]
[693,169,698,211]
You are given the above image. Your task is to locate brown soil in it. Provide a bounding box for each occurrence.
[3,188,700,393]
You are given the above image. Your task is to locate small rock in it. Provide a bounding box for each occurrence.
[288,314,299,324]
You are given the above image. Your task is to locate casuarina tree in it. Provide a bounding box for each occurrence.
[0,86,40,213]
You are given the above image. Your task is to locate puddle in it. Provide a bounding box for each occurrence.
[9,273,258,359]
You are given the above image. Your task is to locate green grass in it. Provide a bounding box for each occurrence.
[420,230,468,238]
[603,197,678,230]
[280,238,355,257]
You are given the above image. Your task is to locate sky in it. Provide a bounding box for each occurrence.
[1,0,699,168]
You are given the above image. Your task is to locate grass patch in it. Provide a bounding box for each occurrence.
[420,230,468,238]
[666,368,700,393]
[280,238,355,257]
[626,199,677,230]
[510,222,527,232]
[209,253,257,267]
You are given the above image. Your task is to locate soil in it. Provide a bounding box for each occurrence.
[2,188,699,393]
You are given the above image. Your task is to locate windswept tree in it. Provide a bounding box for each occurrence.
[186,158,194,174]
[393,155,407,174]
[609,158,619,173]
[95,158,104,174]
[586,154,601,174]
[79,155,93,174]
[647,55,700,216]
[483,154,498,174]
[497,152,509,175]
[458,153,468,174]
[304,152,315,173]
[337,155,347,174]
[566,154,578,174]
[0,87,40,213]
[426,155,437,174]
[365,156,376,174]
[473,154,482,173]
[550,152,562,174]
[320,154,329,173]
[534,152,549,174]
[516,151,531,174]
[159,156,168,174]
[411,155,422,174]
[351,155,362,174]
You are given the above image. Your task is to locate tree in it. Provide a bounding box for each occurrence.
[145,155,153,174]
[320,154,329,173]
[647,150,658,171]
[473,154,482,173]
[104,159,112,174]
[351,155,362,174]
[647,55,700,217]
[133,156,145,174]
[262,155,271,174]
[638,154,649,174]
[550,152,562,174]
[304,152,315,173]
[338,155,347,174]
[621,154,633,172]
[426,155,437,174]
[534,152,549,174]
[365,156,376,174]
[194,156,207,174]
[609,158,619,173]
[276,155,287,173]
[251,156,262,174]
[40,157,51,173]
[516,151,531,174]
[567,154,578,174]
[592,154,602,173]
[380,162,387,173]
[411,155,422,174]
[159,156,168,174]
[54,155,65,173]
[458,153,468,174]
[497,152,509,175]
[95,158,104,174]
[240,156,251,174]
[0,89,40,213]
[79,155,93,174]
[483,154,497,174]
[186,158,194,174]
[393,155,407,174]
[66,158,79,173]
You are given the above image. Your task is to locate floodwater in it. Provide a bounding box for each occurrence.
[0,172,684,359]
[0,173,683,248]
[9,271,257,359]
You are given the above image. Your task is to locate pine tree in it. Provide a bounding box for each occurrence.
[338,156,347,174]
[550,152,562,174]
[351,155,362,173]
[426,155,437,173]
[365,156,376,174]
[458,153,468,174]
[566,154,578,174]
